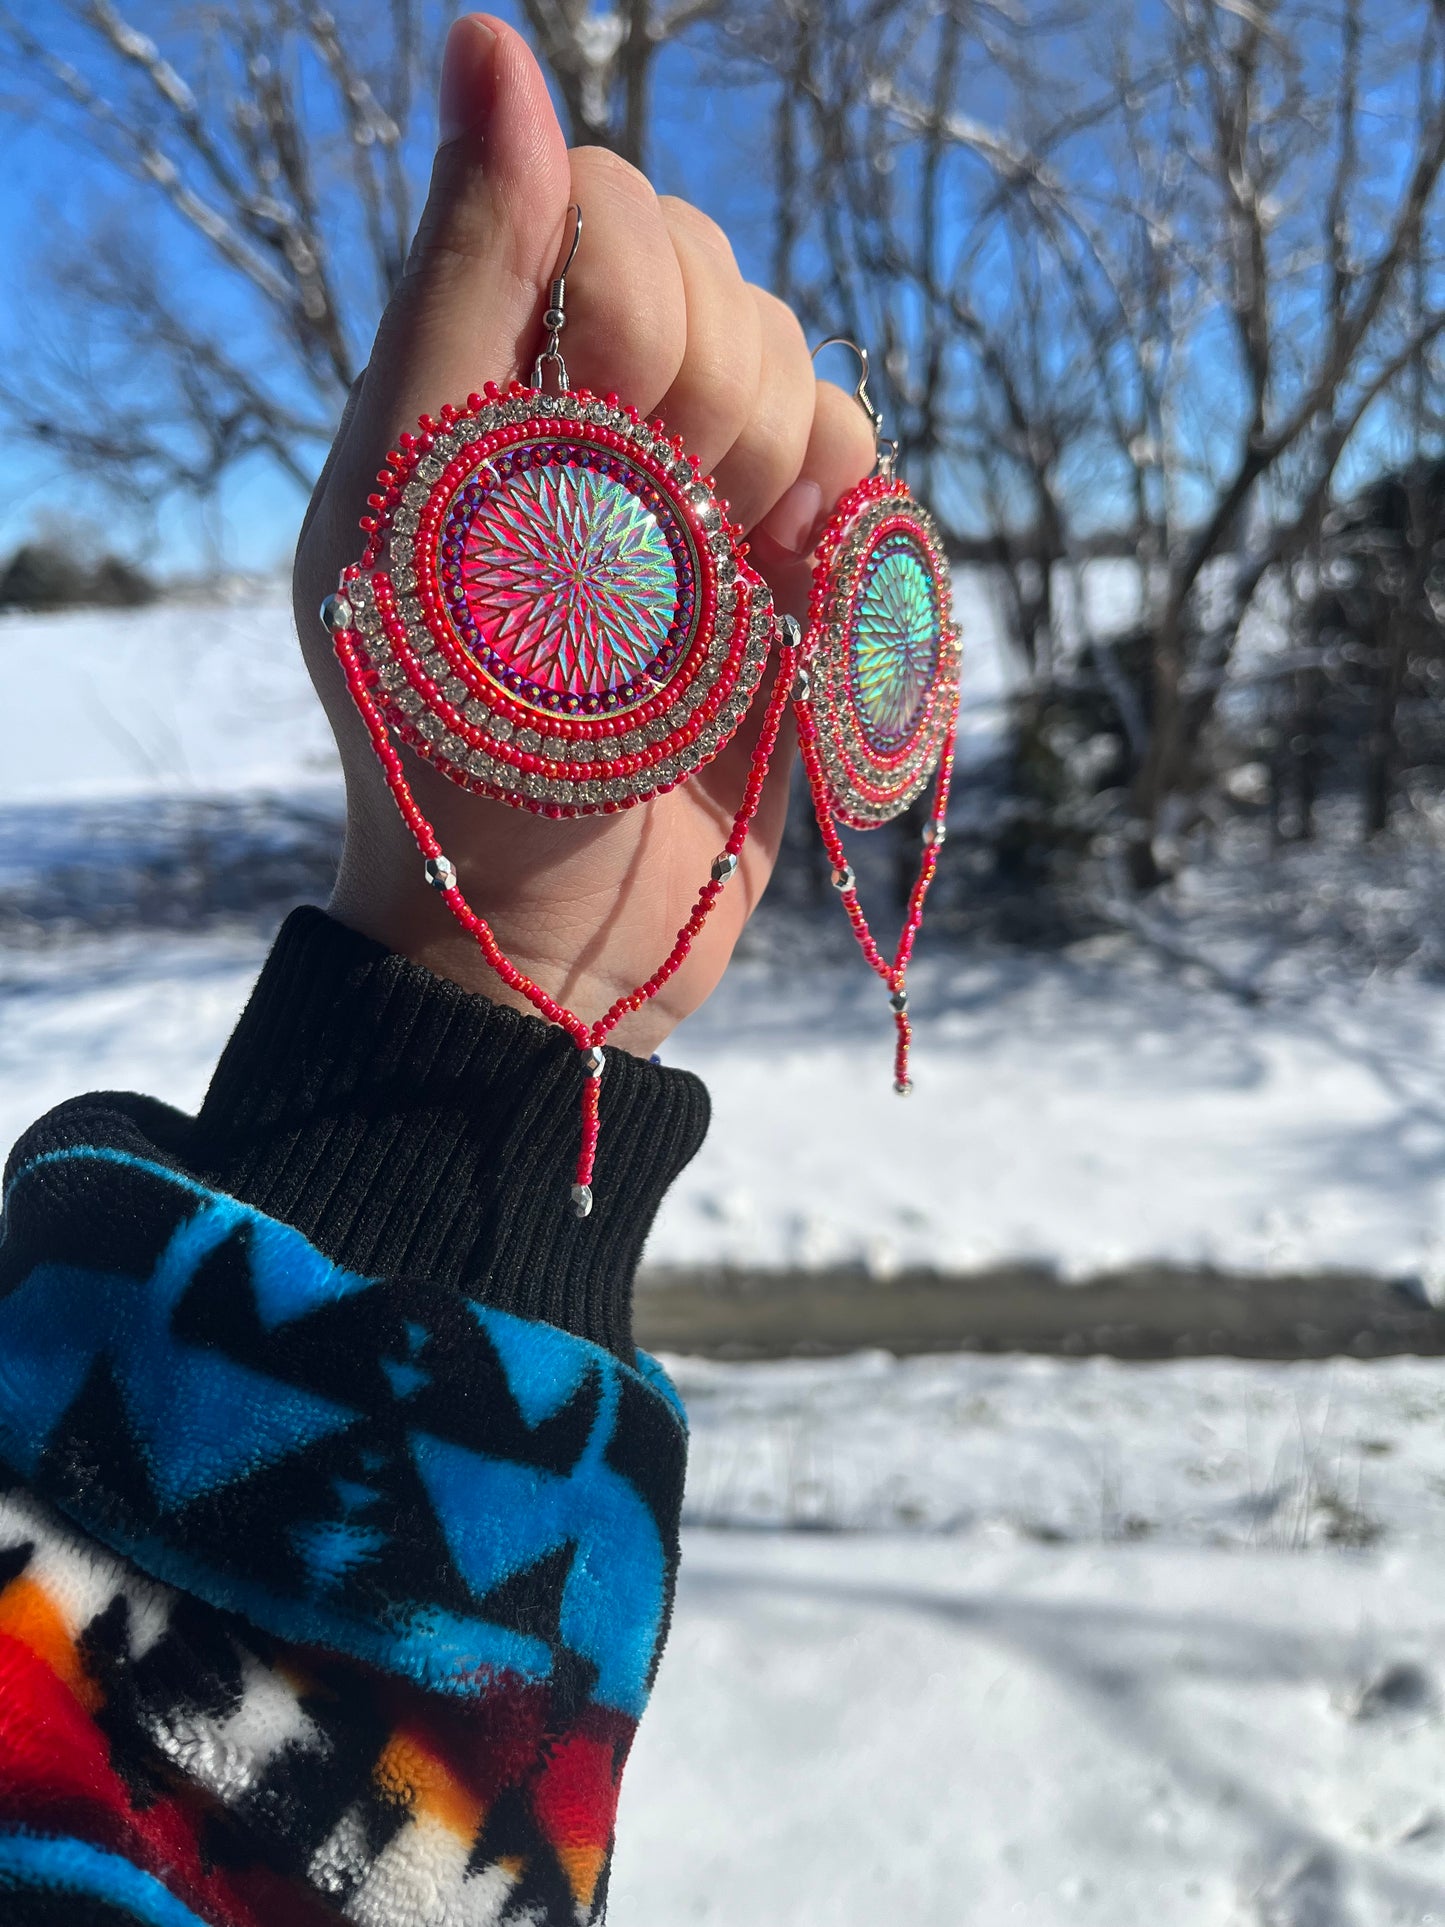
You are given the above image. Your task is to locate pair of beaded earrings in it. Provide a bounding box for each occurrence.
[322,209,960,1217]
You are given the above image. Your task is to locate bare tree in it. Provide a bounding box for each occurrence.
[0,0,715,523]
[742,0,1445,885]
[517,0,726,167]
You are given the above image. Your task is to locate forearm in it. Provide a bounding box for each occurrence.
[0,909,704,1925]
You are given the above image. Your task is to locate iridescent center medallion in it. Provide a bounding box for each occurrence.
[849,532,940,751]
[439,442,695,714]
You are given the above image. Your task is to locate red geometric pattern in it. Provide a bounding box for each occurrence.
[342,383,773,817]
[462,457,682,696]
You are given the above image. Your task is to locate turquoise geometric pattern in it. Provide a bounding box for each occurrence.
[0,1147,687,1716]
[849,531,940,751]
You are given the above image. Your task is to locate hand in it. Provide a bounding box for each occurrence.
[293,15,873,1054]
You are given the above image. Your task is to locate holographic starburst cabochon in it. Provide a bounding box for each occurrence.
[805,476,961,828]
[339,385,772,816]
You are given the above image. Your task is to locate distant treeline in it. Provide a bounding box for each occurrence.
[0,542,156,612]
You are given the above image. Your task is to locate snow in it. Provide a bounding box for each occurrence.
[617,1528,1445,1926]
[2,933,1443,1288]
[668,1348,1445,1545]
[5,594,1445,1923]
[0,597,336,802]
[659,951,1445,1284]
[607,1350,1445,1926]
[9,593,1431,1284]
[1,930,1443,1286]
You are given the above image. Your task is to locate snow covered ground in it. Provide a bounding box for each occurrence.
[608,1351,1445,1927]
[2,929,1443,1287]
[6,597,1445,1922]
[619,1527,1445,1926]
[5,590,1443,1284]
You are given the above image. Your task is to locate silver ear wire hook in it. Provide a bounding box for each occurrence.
[533,203,583,393]
[811,335,898,479]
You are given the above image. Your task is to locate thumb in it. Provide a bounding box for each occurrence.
[341,15,571,475]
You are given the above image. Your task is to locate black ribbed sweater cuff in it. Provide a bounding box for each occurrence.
[189,906,710,1361]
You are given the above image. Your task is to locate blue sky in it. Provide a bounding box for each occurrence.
[0,4,1437,577]
[0,9,779,577]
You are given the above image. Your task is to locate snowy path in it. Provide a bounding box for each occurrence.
[615,1531,1445,1927]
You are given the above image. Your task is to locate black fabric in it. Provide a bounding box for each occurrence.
[4,907,711,1362]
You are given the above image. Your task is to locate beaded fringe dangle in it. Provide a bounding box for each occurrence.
[794,340,962,1094]
[322,206,793,1216]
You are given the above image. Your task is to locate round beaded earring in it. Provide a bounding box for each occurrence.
[321,207,796,1217]
[793,340,961,1095]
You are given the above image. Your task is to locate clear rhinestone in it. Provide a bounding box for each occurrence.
[396,688,423,715]
[416,456,443,483]
[443,677,468,704]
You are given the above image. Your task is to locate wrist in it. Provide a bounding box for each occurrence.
[326,864,691,1058]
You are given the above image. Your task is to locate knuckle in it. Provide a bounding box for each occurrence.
[573,282,685,402]
[740,396,812,502]
[660,195,737,264]
[751,285,810,364]
[569,143,658,207]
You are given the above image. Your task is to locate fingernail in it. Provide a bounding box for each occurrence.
[759,478,824,557]
[438,15,498,147]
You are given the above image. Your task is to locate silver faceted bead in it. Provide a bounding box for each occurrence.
[570,1183,594,1219]
[320,591,354,634]
[923,820,948,847]
[894,1077,914,1096]
[890,987,909,1014]
[792,665,813,703]
[831,865,855,892]
[424,854,457,891]
[711,852,739,883]
[582,1046,606,1078]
